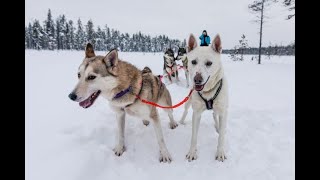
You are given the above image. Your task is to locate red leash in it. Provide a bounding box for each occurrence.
[135,89,193,109]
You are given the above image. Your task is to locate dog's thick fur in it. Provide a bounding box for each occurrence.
[69,44,178,163]
[176,47,189,87]
[163,48,179,83]
[179,34,228,162]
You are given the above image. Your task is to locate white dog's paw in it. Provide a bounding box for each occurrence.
[159,150,172,163]
[113,145,125,156]
[215,149,227,162]
[169,121,178,129]
[186,149,197,162]
[179,120,186,125]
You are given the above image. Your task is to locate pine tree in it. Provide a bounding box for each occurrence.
[59,15,67,49]
[27,23,33,49]
[95,26,105,51]
[85,20,95,45]
[75,19,86,50]
[65,20,75,50]
[104,25,111,50]
[44,9,56,50]
[32,20,43,50]
[25,27,28,49]
[239,34,248,60]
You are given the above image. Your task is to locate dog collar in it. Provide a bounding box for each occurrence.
[198,79,223,110]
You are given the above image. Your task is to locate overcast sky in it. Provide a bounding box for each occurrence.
[25,0,294,49]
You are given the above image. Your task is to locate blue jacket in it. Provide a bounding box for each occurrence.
[199,34,211,46]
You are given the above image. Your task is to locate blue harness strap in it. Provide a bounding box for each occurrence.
[113,86,133,99]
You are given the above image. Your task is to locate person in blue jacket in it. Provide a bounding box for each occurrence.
[199,30,211,46]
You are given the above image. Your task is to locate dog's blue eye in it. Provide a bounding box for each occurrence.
[191,60,197,65]
[88,75,96,80]
[78,73,81,78]
[206,61,212,66]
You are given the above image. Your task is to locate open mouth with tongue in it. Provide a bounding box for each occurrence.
[79,90,101,108]
[194,76,210,91]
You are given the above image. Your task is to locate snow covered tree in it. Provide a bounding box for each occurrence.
[229,34,249,61]
[75,19,86,50]
[58,15,67,49]
[104,25,111,50]
[85,20,95,45]
[44,9,56,50]
[239,34,248,60]
[25,27,28,49]
[95,26,105,51]
[55,18,61,49]
[32,20,43,50]
[65,20,75,50]
[27,23,33,49]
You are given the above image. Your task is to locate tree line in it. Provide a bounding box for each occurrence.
[25,9,186,52]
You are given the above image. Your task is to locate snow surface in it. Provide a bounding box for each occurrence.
[26,50,295,180]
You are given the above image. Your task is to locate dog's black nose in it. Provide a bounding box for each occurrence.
[194,73,203,84]
[68,93,77,101]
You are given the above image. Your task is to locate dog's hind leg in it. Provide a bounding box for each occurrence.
[112,107,126,156]
[179,96,192,124]
[215,110,227,162]
[149,107,172,163]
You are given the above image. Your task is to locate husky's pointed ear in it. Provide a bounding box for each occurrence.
[85,43,96,58]
[212,34,222,53]
[187,34,197,52]
[104,49,118,67]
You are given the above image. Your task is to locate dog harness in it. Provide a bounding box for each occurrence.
[198,79,223,110]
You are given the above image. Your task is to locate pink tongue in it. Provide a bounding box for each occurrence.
[195,85,203,91]
[79,99,92,108]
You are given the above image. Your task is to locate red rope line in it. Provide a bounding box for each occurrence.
[135,89,193,109]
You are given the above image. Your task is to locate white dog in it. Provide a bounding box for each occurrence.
[180,34,228,162]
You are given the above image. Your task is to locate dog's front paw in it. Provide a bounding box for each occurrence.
[215,149,227,162]
[169,121,178,129]
[113,145,125,156]
[186,149,197,162]
[159,150,172,163]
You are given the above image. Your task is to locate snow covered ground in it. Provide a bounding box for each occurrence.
[25,50,295,180]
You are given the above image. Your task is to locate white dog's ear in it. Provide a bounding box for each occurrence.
[104,49,119,67]
[212,34,222,53]
[187,34,197,52]
[85,43,96,58]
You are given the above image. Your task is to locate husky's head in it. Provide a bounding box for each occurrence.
[68,43,120,108]
[164,48,175,66]
[176,47,187,60]
[187,33,222,92]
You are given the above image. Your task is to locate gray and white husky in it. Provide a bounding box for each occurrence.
[163,48,179,83]
[176,47,189,87]
[68,43,178,163]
